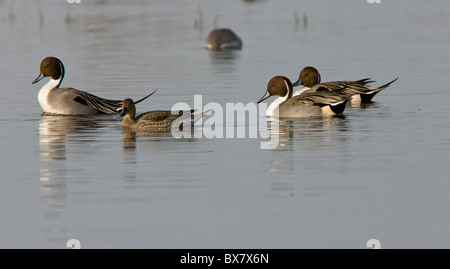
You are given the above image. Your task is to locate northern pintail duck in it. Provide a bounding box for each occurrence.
[120,98,207,132]
[257,76,351,118]
[206,28,242,51]
[292,66,398,105]
[32,56,154,115]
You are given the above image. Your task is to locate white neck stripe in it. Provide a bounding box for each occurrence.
[38,78,61,113]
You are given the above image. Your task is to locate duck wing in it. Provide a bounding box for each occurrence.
[309,79,375,95]
[73,90,157,114]
[292,91,351,106]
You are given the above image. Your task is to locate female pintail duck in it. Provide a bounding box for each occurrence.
[206,28,242,51]
[120,98,208,132]
[32,56,155,115]
[257,76,351,118]
[292,66,398,105]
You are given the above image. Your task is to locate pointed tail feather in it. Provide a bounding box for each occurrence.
[361,77,399,103]
[134,89,157,105]
[191,109,213,122]
[376,77,399,91]
[75,89,157,114]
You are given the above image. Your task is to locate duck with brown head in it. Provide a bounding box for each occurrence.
[32,56,155,115]
[292,66,398,105]
[257,76,351,118]
[120,99,208,132]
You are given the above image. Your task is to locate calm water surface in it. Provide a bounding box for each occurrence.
[0,0,449,248]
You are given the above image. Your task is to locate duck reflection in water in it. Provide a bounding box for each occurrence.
[39,115,107,218]
[39,115,110,243]
[265,116,349,152]
[264,116,349,198]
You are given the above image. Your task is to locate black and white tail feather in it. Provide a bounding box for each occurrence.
[75,89,157,114]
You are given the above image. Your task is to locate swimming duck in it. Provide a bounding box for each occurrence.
[258,76,351,118]
[32,56,154,115]
[292,66,398,104]
[120,98,207,132]
[206,28,242,51]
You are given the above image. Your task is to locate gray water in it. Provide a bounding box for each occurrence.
[0,0,449,249]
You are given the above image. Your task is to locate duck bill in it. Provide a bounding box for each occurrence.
[257,92,271,104]
[32,73,44,84]
[292,78,302,87]
[120,107,129,117]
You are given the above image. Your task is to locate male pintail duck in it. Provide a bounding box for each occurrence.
[120,98,208,132]
[292,66,398,105]
[32,56,155,115]
[257,76,351,118]
[206,28,242,51]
